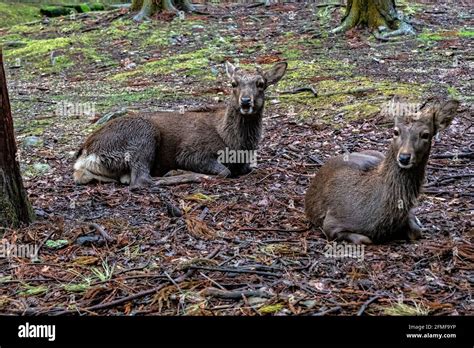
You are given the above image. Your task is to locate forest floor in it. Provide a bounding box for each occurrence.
[0,1,472,315]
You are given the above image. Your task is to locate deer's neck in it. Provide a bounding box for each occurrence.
[218,103,263,151]
[379,144,429,214]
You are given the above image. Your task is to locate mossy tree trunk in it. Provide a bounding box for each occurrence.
[0,51,35,230]
[131,0,195,21]
[332,0,414,38]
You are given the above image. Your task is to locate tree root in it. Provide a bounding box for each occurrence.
[374,18,415,40]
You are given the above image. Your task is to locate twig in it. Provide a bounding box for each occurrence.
[154,173,211,186]
[49,247,221,315]
[36,229,56,256]
[357,295,381,316]
[188,265,279,277]
[313,306,342,316]
[201,288,271,299]
[88,223,114,243]
[239,227,310,233]
[431,152,473,160]
[280,87,318,97]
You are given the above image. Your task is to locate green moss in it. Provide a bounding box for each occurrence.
[4,37,72,59]
[63,283,90,293]
[281,48,302,60]
[19,284,48,296]
[419,30,462,42]
[459,29,474,38]
[447,86,460,98]
[0,2,41,28]
[111,48,221,82]
[16,118,54,137]
[142,28,170,47]
[0,197,19,228]
[7,24,38,35]
[280,75,424,124]
[419,32,444,41]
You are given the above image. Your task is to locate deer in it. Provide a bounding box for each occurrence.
[305,97,460,244]
[73,61,287,189]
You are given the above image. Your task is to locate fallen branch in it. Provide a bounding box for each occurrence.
[201,287,271,299]
[280,87,318,97]
[154,173,211,186]
[88,222,114,243]
[431,152,473,160]
[187,265,280,277]
[357,295,381,316]
[239,227,310,233]
[313,306,342,316]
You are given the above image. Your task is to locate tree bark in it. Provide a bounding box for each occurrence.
[131,0,196,21]
[0,50,35,230]
[332,0,414,37]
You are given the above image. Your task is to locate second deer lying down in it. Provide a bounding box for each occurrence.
[73,61,287,188]
[305,98,460,244]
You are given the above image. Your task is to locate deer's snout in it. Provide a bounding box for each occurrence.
[398,153,412,167]
[240,97,252,107]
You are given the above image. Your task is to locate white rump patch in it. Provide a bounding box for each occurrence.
[73,153,117,184]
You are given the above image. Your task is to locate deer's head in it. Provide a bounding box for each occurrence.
[392,97,459,169]
[225,61,287,116]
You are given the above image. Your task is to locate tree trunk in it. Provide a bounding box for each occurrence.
[332,0,414,37]
[131,0,195,21]
[0,51,35,230]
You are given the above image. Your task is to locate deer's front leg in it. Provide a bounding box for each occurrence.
[322,211,373,245]
[407,210,423,241]
[228,163,252,177]
[186,157,231,177]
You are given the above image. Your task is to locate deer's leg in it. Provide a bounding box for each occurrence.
[229,163,252,177]
[129,148,156,190]
[203,159,231,177]
[406,210,423,241]
[322,211,373,245]
[179,153,231,178]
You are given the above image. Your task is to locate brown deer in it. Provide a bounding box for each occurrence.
[73,61,287,188]
[305,98,460,244]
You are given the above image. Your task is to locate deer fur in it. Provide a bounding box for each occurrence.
[73,61,287,188]
[305,98,460,244]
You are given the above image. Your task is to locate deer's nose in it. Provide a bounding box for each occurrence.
[240,97,251,106]
[398,153,411,165]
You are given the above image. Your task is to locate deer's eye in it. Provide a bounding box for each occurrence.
[231,81,238,88]
[393,129,400,137]
[256,80,265,89]
[421,132,430,140]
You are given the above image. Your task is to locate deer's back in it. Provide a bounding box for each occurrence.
[143,108,227,175]
[305,152,385,231]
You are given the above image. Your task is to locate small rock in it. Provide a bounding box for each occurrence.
[257,198,269,207]
[23,136,42,147]
[301,300,317,309]
[32,163,51,174]
[95,108,128,125]
[247,297,267,306]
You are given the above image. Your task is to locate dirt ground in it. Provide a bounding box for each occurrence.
[0,1,472,315]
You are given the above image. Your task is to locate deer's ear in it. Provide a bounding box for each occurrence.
[225,61,236,79]
[433,99,459,133]
[263,62,287,87]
